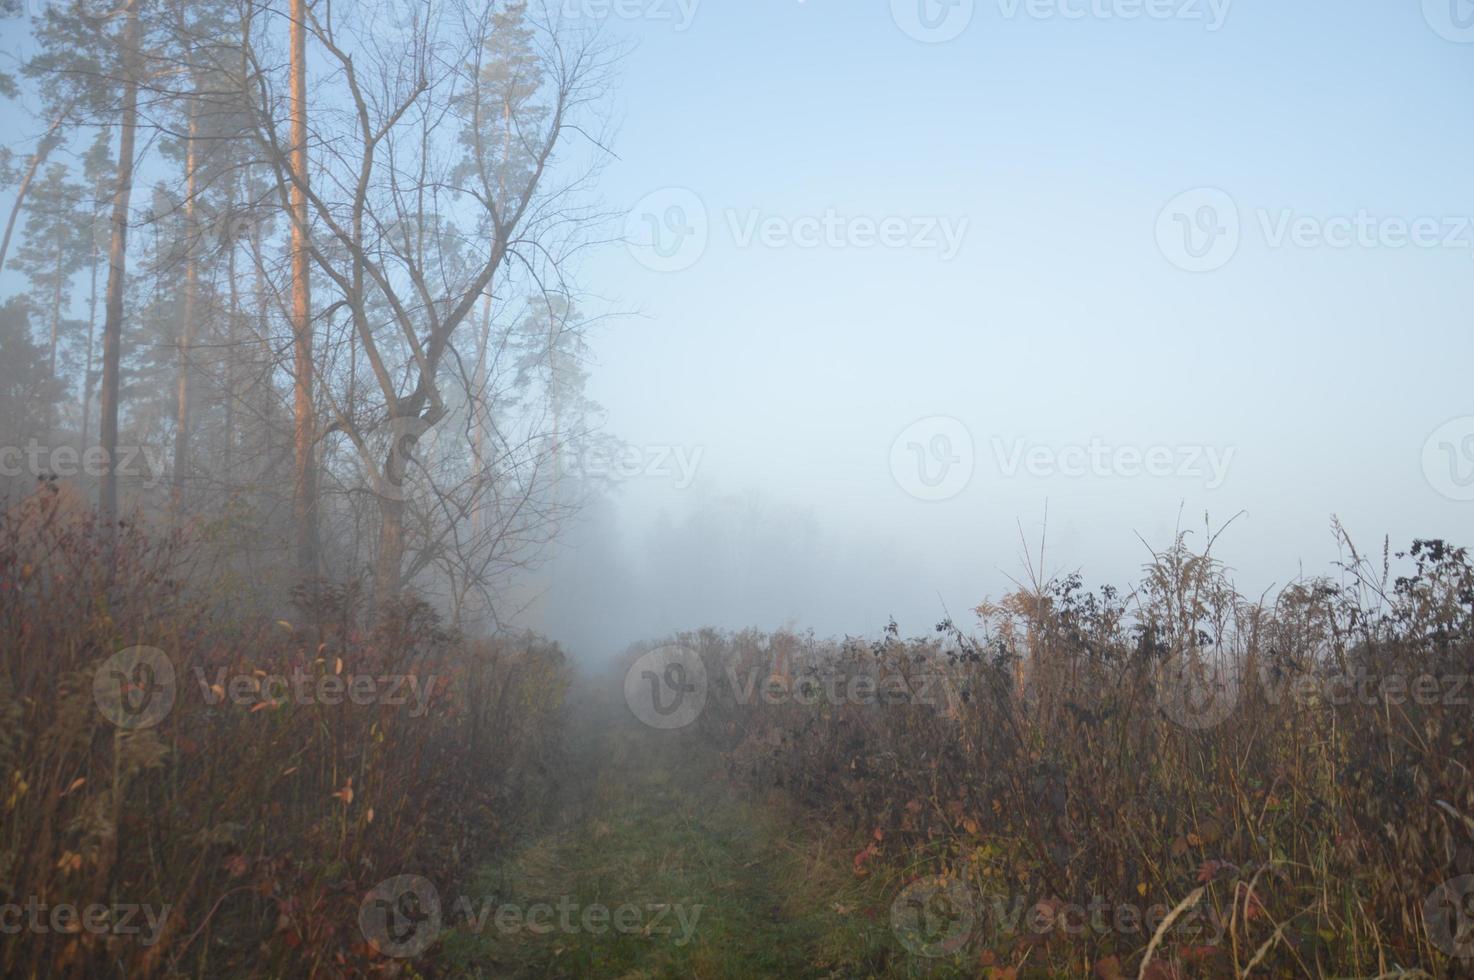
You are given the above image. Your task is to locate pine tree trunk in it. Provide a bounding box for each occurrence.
[98,3,141,523]
[171,94,200,512]
[288,0,318,575]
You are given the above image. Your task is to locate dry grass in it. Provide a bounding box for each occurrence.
[672,523,1474,977]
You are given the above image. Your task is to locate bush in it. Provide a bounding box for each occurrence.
[0,482,569,977]
[672,528,1474,976]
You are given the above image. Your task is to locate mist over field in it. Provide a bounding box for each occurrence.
[0,0,1471,976]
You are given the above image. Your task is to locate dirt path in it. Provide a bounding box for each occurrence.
[436,693,901,979]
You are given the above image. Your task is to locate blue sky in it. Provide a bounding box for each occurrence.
[542,0,1474,649]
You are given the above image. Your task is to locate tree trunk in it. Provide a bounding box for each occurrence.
[98,3,141,523]
[171,93,200,512]
[375,493,406,610]
[289,0,318,576]
[81,231,99,452]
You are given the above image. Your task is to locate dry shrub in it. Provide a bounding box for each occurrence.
[683,526,1474,976]
[0,482,569,977]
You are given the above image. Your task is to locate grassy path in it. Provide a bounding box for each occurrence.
[438,697,903,979]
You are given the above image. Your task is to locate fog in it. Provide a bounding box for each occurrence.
[507,1,1474,661]
[4,1,1473,976]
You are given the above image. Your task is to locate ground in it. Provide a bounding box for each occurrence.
[437,689,932,979]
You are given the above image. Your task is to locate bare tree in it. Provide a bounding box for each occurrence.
[243,0,613,605]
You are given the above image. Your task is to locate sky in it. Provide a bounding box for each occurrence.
[532,0,1474,658]
[2,0,1472,659]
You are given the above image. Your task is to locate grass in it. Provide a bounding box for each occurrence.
[440,694,915,979]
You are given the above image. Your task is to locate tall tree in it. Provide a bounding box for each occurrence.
[287,0,317,573]
[97,0,143,521]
